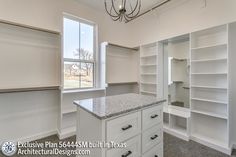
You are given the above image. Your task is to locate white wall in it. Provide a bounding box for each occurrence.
[127,0,236,47]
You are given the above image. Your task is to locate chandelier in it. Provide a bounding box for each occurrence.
[104,0,141,22]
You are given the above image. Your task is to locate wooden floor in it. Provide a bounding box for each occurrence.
[1,133,235,157]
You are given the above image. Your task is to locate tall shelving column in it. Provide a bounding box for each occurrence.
[139,43,158,97]
[190,24,230,154]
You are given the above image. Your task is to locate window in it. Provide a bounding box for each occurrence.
[63,16,96,90]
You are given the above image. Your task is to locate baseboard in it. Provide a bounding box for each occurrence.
[57,127,76,140]
[164,126,189,141]
[191,135,231,155]
[15,130,57,143]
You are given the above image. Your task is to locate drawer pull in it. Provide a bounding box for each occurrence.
[121,125,132,131]
[151,114,159,119]
[154,155,158,157]
[150,134,158,140]
[121,150,132,157]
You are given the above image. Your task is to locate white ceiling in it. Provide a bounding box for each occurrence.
[76,0,166,13]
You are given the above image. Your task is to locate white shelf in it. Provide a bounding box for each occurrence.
[191,43,227,50]
[140,90,156,95]
[191,72,227,75]
[140,64,156,67]
[191,58,227,63]
[191,110,228,119]
[141,54,157,58]
[191,85,227,90]
[140,82,157,85]
[191,97,227,104]
[141,73,156,76]
[164,106,190,118]
[63,88,105,94]
[62,107,77,114]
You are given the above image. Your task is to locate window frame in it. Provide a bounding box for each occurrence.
[63,14,97,91]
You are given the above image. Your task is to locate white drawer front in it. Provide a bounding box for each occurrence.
[142,125,162,153]
[142,105,162,130]
[106,135,141,157]
[142,144,163,157]
[106,112,141,143]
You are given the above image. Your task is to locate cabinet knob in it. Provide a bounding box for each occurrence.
[154,155,158,157]
[150,134,158,140]
[121,125,132,131]
[121,150,132,157]
[151,114,159,119]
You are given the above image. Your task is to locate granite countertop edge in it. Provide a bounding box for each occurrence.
[73,99,166,120]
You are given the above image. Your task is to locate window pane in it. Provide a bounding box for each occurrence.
[63,18,80,59]
[80,62,94,88]
[64,62,80,89]
[80,23,94,60]
[64,62,94,89]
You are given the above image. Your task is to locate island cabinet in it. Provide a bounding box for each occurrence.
[74,93,165,157]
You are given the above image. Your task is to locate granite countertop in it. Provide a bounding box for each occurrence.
[73,93,166,120]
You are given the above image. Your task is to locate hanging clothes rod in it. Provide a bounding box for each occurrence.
[126,0,171,23]
[0,19,60,35]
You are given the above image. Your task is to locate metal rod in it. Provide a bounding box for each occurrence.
[0,19,60,35]
[126,0,171,23]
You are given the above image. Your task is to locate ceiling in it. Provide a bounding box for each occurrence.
[76,0,166,13]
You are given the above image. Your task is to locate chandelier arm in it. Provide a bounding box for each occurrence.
[126,0,141,18]
[129,3,134,17]
[124,14,131,22]
[104,1,120,18]
[111,0,120,15]
[126,0,139,16]
[112,16,121,21]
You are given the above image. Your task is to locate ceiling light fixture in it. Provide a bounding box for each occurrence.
[104,0,141,22]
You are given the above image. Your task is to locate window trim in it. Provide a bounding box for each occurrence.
[63,14,98,91]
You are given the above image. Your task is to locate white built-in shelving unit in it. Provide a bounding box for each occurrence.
[139,43,159,97]
[159,34,191,141]
[190,24,230,154]
[163,106,190,141]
